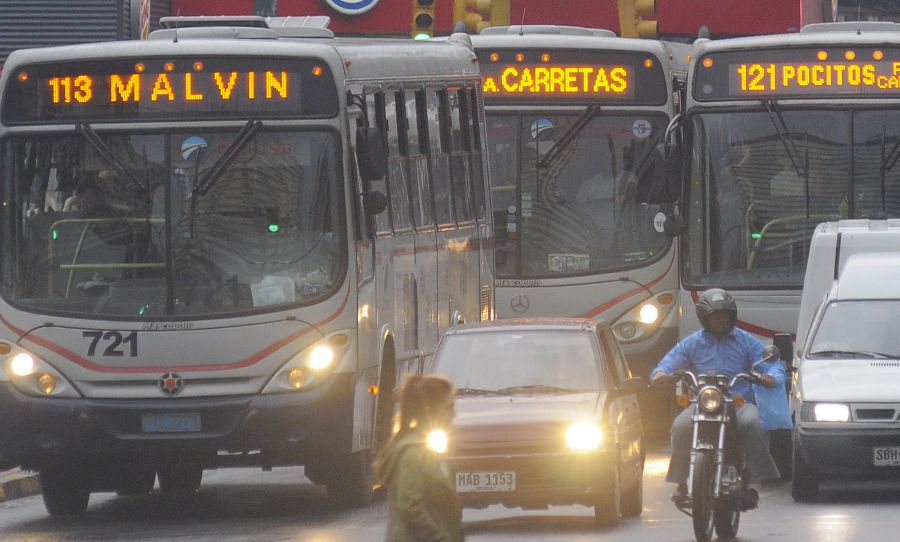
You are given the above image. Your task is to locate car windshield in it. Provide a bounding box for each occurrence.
[683,108,900,289]
[488,112,673,278]
[432,329,602,392]
[808,300,900,359]
[0,129,344,318]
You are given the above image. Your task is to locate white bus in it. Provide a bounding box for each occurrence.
[0,16,493,515]
[471,26,688,436]
[677,21,900,343]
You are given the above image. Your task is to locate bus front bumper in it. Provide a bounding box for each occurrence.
[0,373,355,471]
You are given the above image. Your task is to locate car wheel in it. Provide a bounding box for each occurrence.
[791,430,819,502]
[594,464,621,527]
[157,463,203,496]
[41,465,90,516]
[620,451,644,518]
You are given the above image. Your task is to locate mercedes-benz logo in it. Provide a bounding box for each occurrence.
[510,294,530,313]
[159,372,184,396]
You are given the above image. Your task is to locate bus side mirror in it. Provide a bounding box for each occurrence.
[773,333,794,367]
[663,213,685,237]
[356,126,386,182]
[362,190,388,216]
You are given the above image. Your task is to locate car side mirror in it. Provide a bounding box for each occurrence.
[773,332,794,369]
[356,126,386,182]
[619,377,644,394]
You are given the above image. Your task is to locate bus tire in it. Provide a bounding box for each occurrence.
[327,450,374,508]
[41,465,90,516]
[157,463,202,495]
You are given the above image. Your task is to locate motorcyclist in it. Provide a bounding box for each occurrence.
[650,288,782,503]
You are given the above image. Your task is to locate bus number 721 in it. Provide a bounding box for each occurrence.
[82,331,138,357]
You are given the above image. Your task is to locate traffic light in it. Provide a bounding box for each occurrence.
[412,0,435,39]
[453,0,509,34]
[617,0,658,38]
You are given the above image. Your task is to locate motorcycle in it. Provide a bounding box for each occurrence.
[665,345,780,542]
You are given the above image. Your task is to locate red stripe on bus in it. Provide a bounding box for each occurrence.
[579,252,676,319]
[0,286,350,374]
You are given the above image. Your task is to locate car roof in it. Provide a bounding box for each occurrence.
[445,318,609,336]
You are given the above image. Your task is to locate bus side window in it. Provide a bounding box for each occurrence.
[406,89,435,230]
[462,87,487,222]
[426,88,454,229]
[388,91,413,231]
[443,88,473,224]
[368,92,392,237]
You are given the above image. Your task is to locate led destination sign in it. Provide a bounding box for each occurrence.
[695,47,900,100]
[477,50,667,105]
[3,57,338,123]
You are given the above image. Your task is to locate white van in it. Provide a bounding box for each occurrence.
[792,219,900,502]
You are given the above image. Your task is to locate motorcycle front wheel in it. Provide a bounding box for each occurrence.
[714,494,741,539]
[691,451,716,542]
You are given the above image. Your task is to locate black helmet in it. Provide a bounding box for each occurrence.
[695,288,737,332]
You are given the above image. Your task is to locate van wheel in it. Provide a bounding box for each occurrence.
[791,431,819,502]
[41,465,90,516]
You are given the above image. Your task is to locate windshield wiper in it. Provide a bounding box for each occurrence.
[762,100,811,215]
[192,119,262,197]
[536,105,600,170]
[77,123,145,191]
[808,350,892,359]
[456,387,504,396]
[496,384,578,394]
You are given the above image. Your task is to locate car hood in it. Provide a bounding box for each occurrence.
[450,391,603,450]
[800,359,900,402]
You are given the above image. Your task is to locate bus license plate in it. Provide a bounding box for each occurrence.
[873,446,900,466]
[455,471,516,492]
[141,413,201,433]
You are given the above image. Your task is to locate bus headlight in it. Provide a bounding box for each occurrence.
[2,350,79,398]
[612,291,677,344]
[566,423,602,451]
[698,387,724,413]
[262,332,352,394]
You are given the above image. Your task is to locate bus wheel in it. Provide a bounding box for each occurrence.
[41,465,90,516]
[116,466,156,496]
[157,463,202,495]
[328,450,374,508]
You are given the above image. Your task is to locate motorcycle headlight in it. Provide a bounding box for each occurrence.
[427,429,449,454]
[698,387,724,413]
[566,423,602,451]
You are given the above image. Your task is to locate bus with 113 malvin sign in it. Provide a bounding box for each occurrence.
[0,15,493,516]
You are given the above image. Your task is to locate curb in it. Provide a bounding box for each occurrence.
[0,470,42,503]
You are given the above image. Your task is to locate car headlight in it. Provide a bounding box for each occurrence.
[566,423,602,451]
[813,403,850,422]
[2,349,79,398]
[261,332,351,394]
[698,386,724,413]
[427,429,448,454]
[612,291,677,344]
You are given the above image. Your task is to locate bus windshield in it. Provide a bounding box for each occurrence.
[683,107,900,289]
[0,129,344,318]
[488,112,672,278]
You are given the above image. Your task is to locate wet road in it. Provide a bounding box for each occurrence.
[2,451,900,541]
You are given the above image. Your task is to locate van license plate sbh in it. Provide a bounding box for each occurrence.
[873,446,900,466]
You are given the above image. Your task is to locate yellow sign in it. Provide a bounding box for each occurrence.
[482,65,632,97]
[734,62,900,93]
